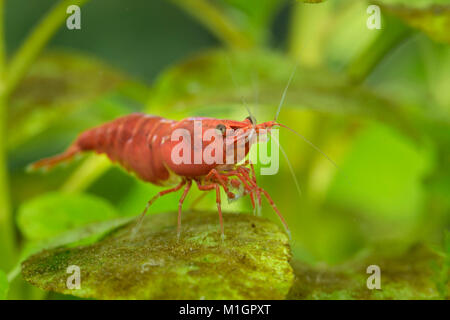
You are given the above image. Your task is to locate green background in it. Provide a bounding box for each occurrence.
[0,0,448,299]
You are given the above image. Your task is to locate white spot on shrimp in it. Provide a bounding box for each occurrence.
[161,135,169,144]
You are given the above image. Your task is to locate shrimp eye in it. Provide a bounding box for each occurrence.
[245,116,256,125]
[215,124,226,135]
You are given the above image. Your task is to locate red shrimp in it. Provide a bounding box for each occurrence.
[29,112,294,238]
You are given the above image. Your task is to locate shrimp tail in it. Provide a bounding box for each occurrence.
[27,145,81,172]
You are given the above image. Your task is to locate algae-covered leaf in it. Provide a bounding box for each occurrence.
[17,192,119,241]
[375,0,450,44]
[22,211,293,300]
[7,51,130,149]
[288,245,449,300]
[148,50,414,137]
[0,270,8,300]
[10,215,134,296]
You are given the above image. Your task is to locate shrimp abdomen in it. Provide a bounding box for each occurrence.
[28,113,173,184]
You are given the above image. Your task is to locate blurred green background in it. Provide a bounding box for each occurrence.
[0,0,448,299]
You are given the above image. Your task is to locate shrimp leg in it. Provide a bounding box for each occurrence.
[248,163,262,210]
[132,180,186,235]
[196,181,224,240]
[220,165,289,236]
[205,168,236,199]
[238,165,262,214]
[177,180,192,238]
[259,188,290,239]
[219,165,261,214]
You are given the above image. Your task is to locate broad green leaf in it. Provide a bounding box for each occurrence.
[375,0,450,44]
[288,245,447,299]
[148,49,415,137]
[0,270,8,300]
[7,51,133,149]
[22,211,293,299]
[17,192,119,241]
[8,215,134,288]
[327,123,433,238]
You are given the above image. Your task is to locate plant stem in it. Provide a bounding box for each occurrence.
[6,263,19,282]
[0,97,16,271]
[60,155,111,194]
[5,0,89,96]
[0,0,16,271]
[289,1,333,67]
[168,0,253,50]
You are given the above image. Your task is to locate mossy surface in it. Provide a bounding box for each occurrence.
[22,211,293,300]
[288,245,449,300]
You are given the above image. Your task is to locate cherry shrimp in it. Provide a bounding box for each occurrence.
[29,68,336,239]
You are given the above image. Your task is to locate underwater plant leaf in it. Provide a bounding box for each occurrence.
[148,49,415,137]
[7,51,131,149]
[288,245,448,299]
[20,216,135,261]
[17,192,119,242]
[0,270,8,300]
[327,123,432,239]
[10,216,134,288]
[375,0,450,44]
[22,211,293,300]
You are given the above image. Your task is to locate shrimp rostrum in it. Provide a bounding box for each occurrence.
[30,113,298,238]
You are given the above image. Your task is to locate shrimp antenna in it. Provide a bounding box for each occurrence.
[245,105,256,127]
[274,65,297,121]
[269,132,302,198]
[225,55,255,127]
[276,123,338,168]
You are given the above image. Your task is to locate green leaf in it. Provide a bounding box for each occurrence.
[375,0,450,44]
[22,211,293,299]
[0,270,8,300]
[17,192,119,241]
[288,245,446,299]
[327,123,432,238]
[148,49,415,137]
[6,215,134,287]
[21,216,135,260]
[7,51,130,149]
